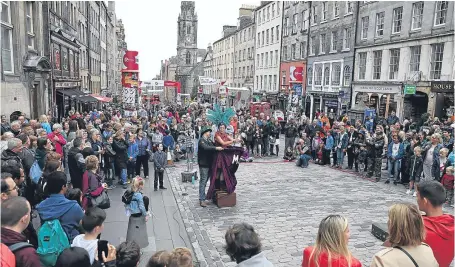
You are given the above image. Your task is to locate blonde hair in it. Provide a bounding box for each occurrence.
[85,155,99,171]
[446,166,454,175]
[39,114,48,123]
[131,177,144,192]
[309,215,353,267]
[439,147,449,157]
[148,250,171,267]
[414,146,422,154]
[432,133,443,144]
[398,131,405,140]
[388,203,425,247]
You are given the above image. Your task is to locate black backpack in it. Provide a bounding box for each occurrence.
[35,176,49,204]
[121,189,134,205]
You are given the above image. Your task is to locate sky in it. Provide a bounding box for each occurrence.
[116,0,260,81]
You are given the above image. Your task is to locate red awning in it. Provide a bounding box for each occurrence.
[90,94,112,102]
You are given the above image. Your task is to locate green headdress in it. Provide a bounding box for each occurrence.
[206,104,236,126]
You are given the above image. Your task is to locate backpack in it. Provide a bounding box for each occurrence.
[1,242,34,267]
[30,160,43,184]
[36,219,70,267]
[122,189,134,205]
[35,176,49,204]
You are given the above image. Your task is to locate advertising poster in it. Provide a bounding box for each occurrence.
[122,50,139,72]
[289,66,303,82]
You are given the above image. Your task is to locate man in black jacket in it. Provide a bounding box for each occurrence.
[197,126,223,207]
[346,126,358,170]
[67,138,86,189]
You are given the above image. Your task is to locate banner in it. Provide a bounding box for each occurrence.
[122,51,139,72]
[290,66,303,82]
[122,73,139,88]
[199,76,219,85]
[292,83,302,96]
[122,88,136,104]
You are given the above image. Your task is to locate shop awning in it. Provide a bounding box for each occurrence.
[90,94,112,102]
[77,95,98,103]
[57,88,86,97]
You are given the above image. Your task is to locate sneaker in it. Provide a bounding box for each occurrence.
[159,186,167,190]
[406,189,412,195]
[200,201,207,207]
[413,191,417,197]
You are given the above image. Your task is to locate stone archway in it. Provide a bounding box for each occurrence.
[23,51,51,118]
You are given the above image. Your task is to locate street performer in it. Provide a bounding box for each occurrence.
[198,126,223,207]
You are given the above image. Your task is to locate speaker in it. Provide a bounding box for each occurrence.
[371,223,389,242]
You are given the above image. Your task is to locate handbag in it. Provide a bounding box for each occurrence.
[89,190,111,209]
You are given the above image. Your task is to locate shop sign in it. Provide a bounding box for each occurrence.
[325,100,338,107]
[292,83,302,96]
[122,51,139,72]
[431,81,454,93]
[55,81,80,88]
[289,66,303,82]
[353,84,401,94]
[404,85,416,95]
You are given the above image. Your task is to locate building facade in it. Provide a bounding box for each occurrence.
[107,1,117,97]
[87,1,101,95]
[77,1,89,92]
[202,44,215,102]
[280,1,310,111]
[254,1,284,100]
[213,29,236,88]
[353,1,454,121]
[115,19,127,97]
[1,1,51,119]
[306,1,357,120]
[100,1,107,95]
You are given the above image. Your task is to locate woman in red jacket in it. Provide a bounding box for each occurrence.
[302,215,362,267]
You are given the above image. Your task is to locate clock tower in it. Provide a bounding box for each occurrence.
[176,1,198,95]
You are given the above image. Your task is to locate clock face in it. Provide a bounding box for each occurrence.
[186,36,192,43]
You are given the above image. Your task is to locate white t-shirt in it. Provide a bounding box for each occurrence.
[392,143,400,157]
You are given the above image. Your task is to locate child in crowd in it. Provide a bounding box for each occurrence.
[441,166,454,206]
[240,144,253,163]
[407,146,424,197]
[253,124,262,158]
[103,135,116,188]
[312,131,322,161]
[71,207,107,264]
[174,144,184,162]
[283,146,296,161]
[433,147,450,182]
[127,134,138,183]
[315,142,324,165]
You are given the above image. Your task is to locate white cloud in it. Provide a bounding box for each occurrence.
[115,0,260,81]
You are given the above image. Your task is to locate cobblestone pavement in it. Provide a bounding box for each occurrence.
[167,154,453,267]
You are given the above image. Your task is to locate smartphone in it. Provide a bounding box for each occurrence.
[97,240,109,262]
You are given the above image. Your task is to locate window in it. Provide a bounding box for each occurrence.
[331,31,337,52]
[434,1,448,26]
[257,33,260,47]
[276,26,279,41]
[284,17,289,36]
[409,46,421,73]
[277,2,280,14]
[358,52,367,80]
[270,51,273,66]
[333,2,340,18]
[256,55,260,68]
[258,11,261,24]
[430,43,444,79]
[261,53,264,67]
[310,36,316,55]
[332,64,341,86]
[346,2,353,14]
[272,3,275,17]
[411,2,424,30]
[282,71,286,86]
[375,12,384,37]
[267,6,270,20]
[361,16,369,40]
[320,34,326,54]
[264,75,268,90]
[392,7,403,33]
[312,6,317,24]
[321,2,327,21]
[373,50,382,80]
[271,27,274,43]
[283,46,288,60]
[274,75,277,90]
[265,52,268,67]
[25,2,34,48]
[292,14,298,34]
[275,50,278,66]
[324,67,330,86]
[185,51,191,64]
[291,44,296,59]
[266,29,269,44]
[315,66,322,85]
[262,31,264,46]
[1,1,13,72]
[300,41,306,58]
[307,68,313,85]
[302,10,308,30]
[343,28,351,50]
[388,49,400,80]
[343,66,351,86]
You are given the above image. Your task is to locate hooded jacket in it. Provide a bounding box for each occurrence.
[1,149,23,169]
[35,147,47,170]
[0,227,41,267]
[36,194,84,242]
[48,132,67,156]
[71,234,97,264]
[68,146,86,190]
[423,214,454,267]
[237,252,274,267]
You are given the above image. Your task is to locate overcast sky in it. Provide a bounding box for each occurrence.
[116,0,260,81]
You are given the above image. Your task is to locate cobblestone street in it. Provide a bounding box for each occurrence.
[167,157,453,267]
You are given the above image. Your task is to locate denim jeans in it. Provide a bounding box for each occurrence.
[120,168,127,184]
[336,149,345,166]
[199,167,210,201]
[387,159,401,182]
[297,154,311,167]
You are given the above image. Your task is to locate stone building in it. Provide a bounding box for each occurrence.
[107,1,117,97]
[213,28,236,87]
[306,1,358,121]
[116,19,127,96]
[352,1,454,121]
[87,1,101,95]
[77,2,89,92]
[176,1,205,97]
[280,1,310,111]
[202,44,215,103]
[1,1,50,119]
[100,1,108,95]
[254,1,284,106]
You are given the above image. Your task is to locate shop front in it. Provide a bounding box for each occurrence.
[351,83,403,119]
[402,83,429,122]
[431,81,454,120]
[307,92,339,121]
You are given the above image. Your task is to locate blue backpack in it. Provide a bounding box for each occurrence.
[30,160,43,184]
[36,219,70,267]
